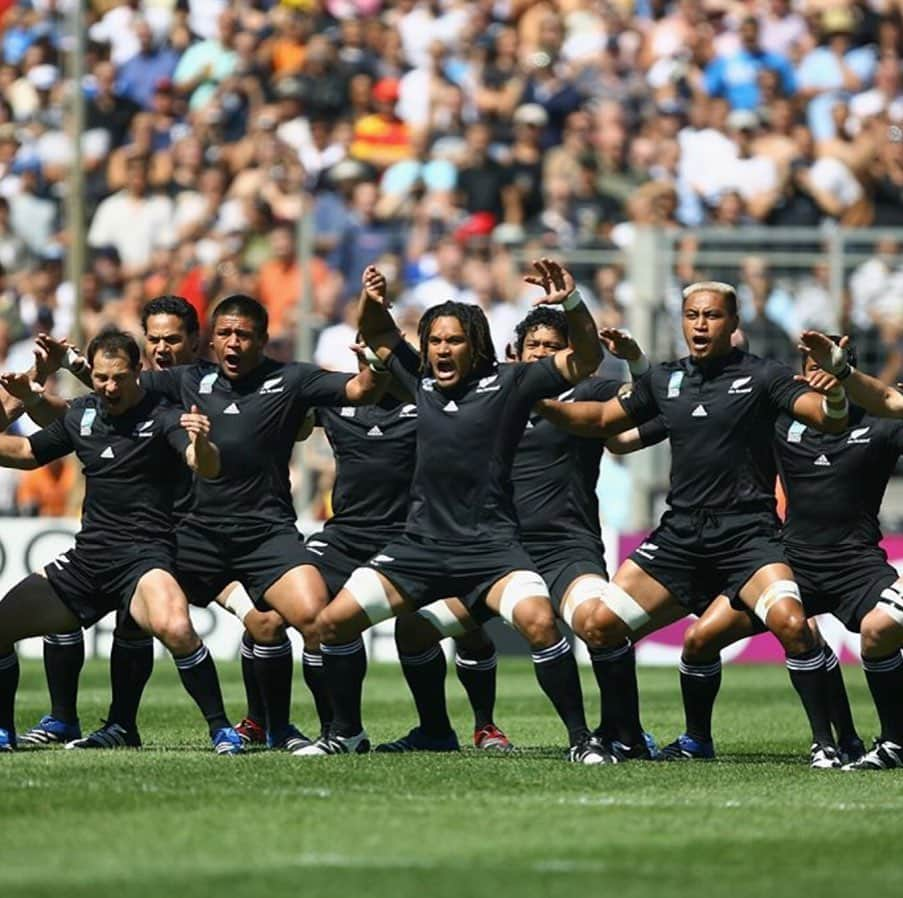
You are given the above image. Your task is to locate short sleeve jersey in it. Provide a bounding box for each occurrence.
[618,349,808,511]
[385,341,571,544]
[28,393,190,555]
[512,377,620,541]
[317,397,417,546]
[774,408,903,548]
[141,358,352,528]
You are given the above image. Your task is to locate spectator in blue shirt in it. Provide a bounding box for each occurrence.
[704,16,795,110]
[116,19,180,111]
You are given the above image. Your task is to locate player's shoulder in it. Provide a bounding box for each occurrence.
[738,350,795,381]
[574,376,622,402]
[861,412,903,444]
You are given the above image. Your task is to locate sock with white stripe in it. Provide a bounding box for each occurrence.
[174,644,230,735]
[0,651,19,733]
[455,642,497,730]
[321,639,367,738]
[822,645,858,744]
[240,633,266,726]
[590,641,642,746]
[785,646,834,745]
[302,648,332,734]
[253,640,294,737]
[108,636,154,731]
[532,638,589,746]
[43,631,84,725]
[399,645,453,738]
[862,652,903,744]
[678,657,722,743]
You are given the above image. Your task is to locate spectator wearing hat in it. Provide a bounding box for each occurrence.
[116,18,180,110]
[797,7,877,142]
[350,77,414,169]
[704,15,796,111]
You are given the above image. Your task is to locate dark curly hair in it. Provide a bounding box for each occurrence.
[513,307,568,358]
[141,295,199,337]
[417,301,497,379]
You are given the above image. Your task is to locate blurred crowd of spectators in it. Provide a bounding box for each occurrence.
[0,0,901,516]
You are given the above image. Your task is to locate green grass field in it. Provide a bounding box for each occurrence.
[2,658,901,898]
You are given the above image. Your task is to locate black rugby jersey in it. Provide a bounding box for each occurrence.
[513,377,620,541]
[141,358,352,528]
[28,393,190,554]
[317,396,417,544]
[385,340,571,544]
[775,408,903,548]
[618,349,808,511]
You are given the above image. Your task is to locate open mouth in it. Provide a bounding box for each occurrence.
[154,355,173,368]
[691,336,710,352]
[434,359,457,382]
[222,352,241,375]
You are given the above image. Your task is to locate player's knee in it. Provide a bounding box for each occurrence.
[514,601,560,649]
[682,620,716,663]
[154,615,198,655]
[395,612,440,654]
[771,607,812,654]
[580,601,630,649]
[244,609,286,645]
[860,609,902,656]
[453,627,492,655]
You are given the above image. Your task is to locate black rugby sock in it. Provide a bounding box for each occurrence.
[678,657,722,743]
[532,639,589,746]
[862,652,903,744]
[253,640,294,738]
[302,648,332,734]
[0,651,19,733]
[240,633,266,725]
[589,641,643,746]
[455,644,498,730]
[43,631,84,725]
[108,636,154,730]
[823,646,859,744]
[174,644,230,734]
[786,646,834,745]
[400,645,453,737]
[321,639,367,738]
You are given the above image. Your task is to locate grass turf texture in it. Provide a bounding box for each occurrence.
[2,660,901,898]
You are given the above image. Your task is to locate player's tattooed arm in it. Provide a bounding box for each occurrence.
[182,405,221,478]
[0,372,68,428]
[799,330,903,419]
[0,433,40,469]
[537,396,636,439]
[525,258,602,384]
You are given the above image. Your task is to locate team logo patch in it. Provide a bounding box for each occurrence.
[134,420,154,438]
[635,542,658,559]
[847,427,871,445]
[728,376,753,395]
[667,370,684,398]
[199,372,218,394]
[259,376,284,394]
[422,378,436,392]
[79,407,97,436]
[340,407,355,418]
[306,540,328,556]
[814,454,831,467]
[787,420,806,443]
[617,383,633,400]
[371,554,395,565]
[558,387,575,402]
[400,404,417,418]
[476,374,500,393]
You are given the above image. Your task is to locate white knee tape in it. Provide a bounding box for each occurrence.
[222,583,254,623]
[416,600,467,638]
[561,575,606,629]
[754,579,801,625]
[601,581,650,631]
[345,567,394,625]
[499,571,549,625]
[878,580,903,627]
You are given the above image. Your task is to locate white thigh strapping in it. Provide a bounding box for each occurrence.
[601,581,651,631]
[560,575,607,629]
[345,567,394,625]
[754,579,801,625]
[498,570,549,625]
[222,583,255,623]
[416,600,467,638]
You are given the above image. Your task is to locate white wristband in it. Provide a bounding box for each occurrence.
[822,395,848,419]
[823,342,847,376]
[561,290,583,311]
[628,353,650,377]
[63,347,86,372]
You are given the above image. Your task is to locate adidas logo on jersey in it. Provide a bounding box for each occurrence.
[400,404,417,418]
[259,376,284,394]
[100,446,115,459]
[223,403,240,415]
[847,427,871,445]
[476,374,501,393]
[814,454,831,466]
[691,404,707,417]
[444,401,459,413]
[728,376,753,395]
[367,425,384,437]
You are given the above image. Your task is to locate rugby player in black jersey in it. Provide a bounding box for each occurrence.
[297,260,609,762]
[0,330,243,754]
[9,298,298,750]
[136,293,384,753]
[381,306,664,759]
[537,281,851,766]
[296,340,513,752]
[788,330,903,769]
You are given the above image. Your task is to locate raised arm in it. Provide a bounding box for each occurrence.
[181,405,221,478]
[0,433,40,469]
[537,396,636,439]
[0,372,69,428]
[357,265,402,364]
[525,259,602,385]
[799,330,903,419]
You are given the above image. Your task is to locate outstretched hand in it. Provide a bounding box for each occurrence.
[599,328,641,362]
[361,265,388,306]
[181,404,211,444]
[794,370,841,395]
[798,330,848,374]
[0,371,43,403]
[524,258,576,307]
